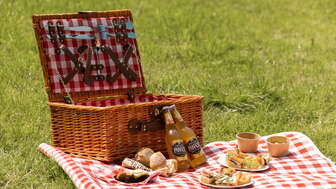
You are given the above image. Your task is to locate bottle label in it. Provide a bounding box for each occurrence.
[172,141,187,157]
[186,138,202,154]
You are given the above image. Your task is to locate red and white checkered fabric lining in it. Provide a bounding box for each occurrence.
[38,132,336,189]
[39,17,143,94]
[76,95,168,107]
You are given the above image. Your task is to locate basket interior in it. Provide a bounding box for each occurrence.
[33,10,146,102]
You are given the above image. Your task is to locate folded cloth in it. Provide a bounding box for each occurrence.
[38,132,336,189]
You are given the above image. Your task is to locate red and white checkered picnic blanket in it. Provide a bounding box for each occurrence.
[38,132,336,189]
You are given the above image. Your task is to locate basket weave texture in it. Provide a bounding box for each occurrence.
[33,10,204,162]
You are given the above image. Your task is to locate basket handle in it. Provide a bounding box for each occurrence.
[128,105,170,133]
[128,119,164,133]
[78,11,98,14]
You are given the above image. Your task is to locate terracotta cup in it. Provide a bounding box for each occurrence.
[267,136,289,157]
[236,132,260,153]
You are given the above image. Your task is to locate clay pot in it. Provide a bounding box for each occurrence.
[236,132,260,153]
[267,136,289,157]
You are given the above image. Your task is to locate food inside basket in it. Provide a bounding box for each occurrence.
[200,168,252,186]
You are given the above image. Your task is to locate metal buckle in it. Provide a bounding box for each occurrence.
[96,64,104,70]
[112,19,120,43]
[89,64,104,70]
[120,19,128,45]
[128,119,165,133]
[63,96,73,104]
[128,120,142,133]
[56,21,65,44]
[48,22,60,54]
[48,22,57,43]
[93,75,105,81]
[127,89,135,101]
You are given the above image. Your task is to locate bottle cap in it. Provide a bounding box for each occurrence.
[161,105,176,113]
[169,105,176,109]
[161,106,171,112]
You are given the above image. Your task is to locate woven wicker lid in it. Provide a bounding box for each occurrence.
[32,10,146,102]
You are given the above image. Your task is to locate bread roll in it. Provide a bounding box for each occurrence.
[121,158,151,171]
[135,148,154,167]
[150,152,167,170]
[235,172,252,185]
[166,159,177,175]
[157,167,169,177]
[157,159,178,177]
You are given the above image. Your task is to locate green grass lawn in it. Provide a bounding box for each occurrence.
[1,0,336,188]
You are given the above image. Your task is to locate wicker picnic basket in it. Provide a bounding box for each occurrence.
[32,10,204,162]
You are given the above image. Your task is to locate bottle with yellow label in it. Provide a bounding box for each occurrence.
[170,105,207,168]
[162,107,190,172]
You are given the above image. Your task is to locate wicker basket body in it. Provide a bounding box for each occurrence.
[32,10,204,162]
[49,94,203,161]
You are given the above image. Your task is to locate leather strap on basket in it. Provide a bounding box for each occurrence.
[60,44,97,85]
[106,46,134,83]
[112,19,121,43]
[83,47,93,85]
[48,22,61,54]
[120,18,128,44]
[128,105,168,133]
[56,21,65,44]
[48,22,57,44]
[101,45,138,82]
[60,45,86,84]
[59,44,137,85]
[128,119,164,133]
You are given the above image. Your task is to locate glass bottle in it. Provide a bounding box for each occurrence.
[162,107,190,172]
[170,105,207,168]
